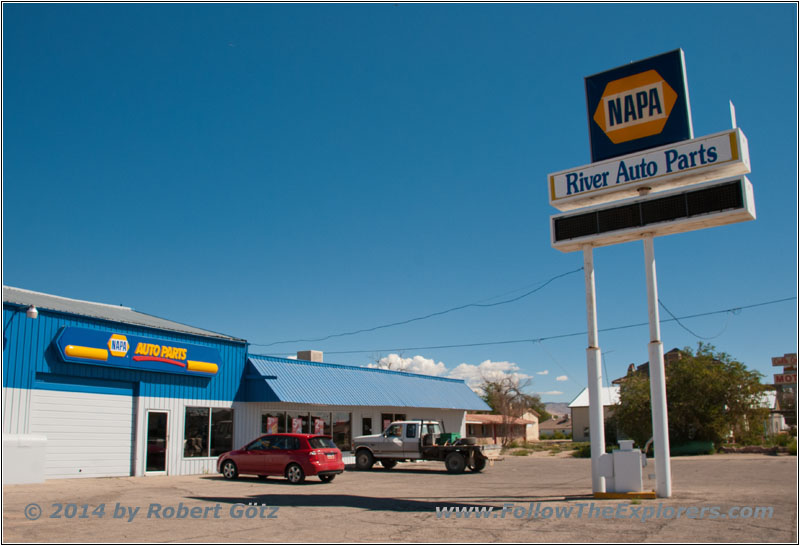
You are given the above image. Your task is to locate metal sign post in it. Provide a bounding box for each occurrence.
[548,49,755,499]
[583,245,606,493]
[643,235,672,498]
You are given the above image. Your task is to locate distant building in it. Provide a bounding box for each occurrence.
[612,348,684,384]
[568,386,619,442]
[760,390,791,436]
[466,411,539,444]
[538,415,572,438]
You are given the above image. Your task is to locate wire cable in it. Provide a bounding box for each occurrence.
[318,296,795,355]
[658,299,731,340]
[250,266,583,347]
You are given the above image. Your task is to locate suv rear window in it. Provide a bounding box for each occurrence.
[309,437,337,449]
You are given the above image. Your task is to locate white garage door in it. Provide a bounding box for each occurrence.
[30,388,135,479]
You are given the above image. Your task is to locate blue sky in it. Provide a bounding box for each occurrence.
[3,3,797,402]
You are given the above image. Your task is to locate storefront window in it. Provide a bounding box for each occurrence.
[287,411,309,434]
[333,412,352,451]
[310,412,331,436]
[381,413,406,432]
[262,412,286,434]
[184,407,209,458]
[362,417,372,436]
[210,408,233,456]
[184,407,234,458]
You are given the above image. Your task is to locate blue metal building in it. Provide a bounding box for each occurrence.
[2,286,489,482]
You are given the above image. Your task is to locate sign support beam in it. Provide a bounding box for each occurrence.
[643,235,672,498]
[583,245,606,493]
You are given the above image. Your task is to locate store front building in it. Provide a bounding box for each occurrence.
[2,286,489,483]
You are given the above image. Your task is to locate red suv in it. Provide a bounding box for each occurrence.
[217,433,344,484]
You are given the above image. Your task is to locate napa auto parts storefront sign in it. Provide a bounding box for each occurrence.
[586,49,693,162]
[550,49,751,212]
[549,128,750,210]
[55,326,220,376]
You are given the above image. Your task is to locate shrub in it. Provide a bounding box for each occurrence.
[788,438,797,456]
[571,443,618,458]
[773,433,792,447]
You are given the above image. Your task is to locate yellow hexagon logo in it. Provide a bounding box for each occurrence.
[593,70,677,144]
[107,334,130,358]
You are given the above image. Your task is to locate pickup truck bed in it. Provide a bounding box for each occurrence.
[353,420,502,474]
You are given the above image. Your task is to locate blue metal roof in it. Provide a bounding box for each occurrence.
[245,355,491,410]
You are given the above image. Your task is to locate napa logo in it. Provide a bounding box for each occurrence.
[107,334,130,358]
[593,70,677,144]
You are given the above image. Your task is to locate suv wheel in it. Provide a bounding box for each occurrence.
[286,463,305,484]
[221,460,238,480]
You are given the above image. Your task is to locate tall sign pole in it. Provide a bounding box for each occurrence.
[583,245,606,493]
[643,235,671,497]
[547,49,756,499]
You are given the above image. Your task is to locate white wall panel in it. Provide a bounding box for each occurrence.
[29,389,134,479]
[3,387,31,435]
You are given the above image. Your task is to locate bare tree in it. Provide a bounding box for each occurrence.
[371,352,408,371]
[479,375,543,446]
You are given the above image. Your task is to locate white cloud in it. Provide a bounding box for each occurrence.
[556,375,568,382]
[536,370,549,375]
[369,354,448,376]
[365,355,533,391]
[541,390,564,396]
[447,360,532,389]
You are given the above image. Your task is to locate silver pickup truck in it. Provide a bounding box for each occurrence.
[352,420,501,473]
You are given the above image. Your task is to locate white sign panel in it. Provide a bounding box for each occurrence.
[548,128,750,211]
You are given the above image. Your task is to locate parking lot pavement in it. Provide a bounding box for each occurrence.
[2,454,796,543]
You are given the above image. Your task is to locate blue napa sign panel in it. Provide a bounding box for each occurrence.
[586,49,693,162]
[55,327,221,377]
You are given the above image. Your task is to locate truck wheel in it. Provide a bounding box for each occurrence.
[445,452,466,473]
[470,457,487,472]
[380,459,397,470]
[355,449,375,470]
[459,437,477,446]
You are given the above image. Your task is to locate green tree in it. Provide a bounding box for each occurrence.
[614,343,770,448]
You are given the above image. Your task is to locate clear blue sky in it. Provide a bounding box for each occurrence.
[3,3,797,402]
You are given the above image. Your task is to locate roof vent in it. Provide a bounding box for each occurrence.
[297,350,323,362]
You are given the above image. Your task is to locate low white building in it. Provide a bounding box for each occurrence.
[568,386,620,442]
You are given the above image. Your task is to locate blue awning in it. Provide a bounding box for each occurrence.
[244,355,490,411]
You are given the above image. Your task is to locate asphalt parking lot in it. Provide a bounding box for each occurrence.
[2,453,796,543]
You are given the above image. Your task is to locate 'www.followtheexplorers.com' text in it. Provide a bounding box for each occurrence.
[435,502,774,522]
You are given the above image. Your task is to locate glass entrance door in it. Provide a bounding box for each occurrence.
[146,411,168,473]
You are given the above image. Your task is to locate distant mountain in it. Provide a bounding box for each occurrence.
[545,402,570,418]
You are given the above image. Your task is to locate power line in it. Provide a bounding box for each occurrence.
[250,267,583,347]
[658,299,731,340]
[319,296,796,355]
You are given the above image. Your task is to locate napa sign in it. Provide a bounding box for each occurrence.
[55,327,220,376]
[548,128,750,211]
[586,49,693,162]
